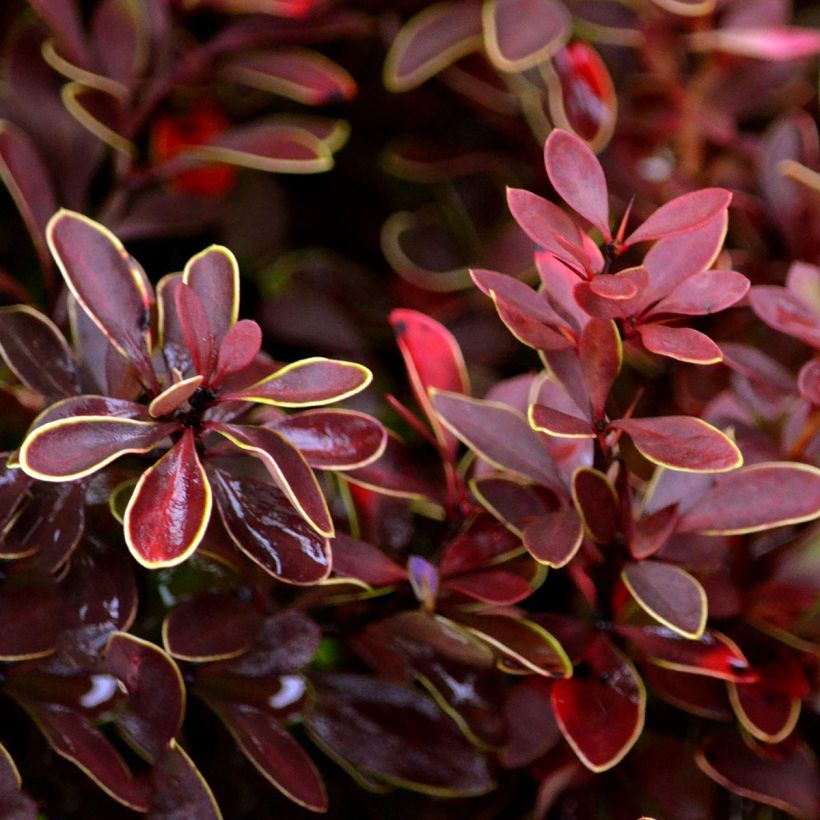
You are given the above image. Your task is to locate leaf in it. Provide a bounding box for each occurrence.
[224,356,372,407]
[0,583,60,660]
[689,26,820,60]
[210,469,331,584]
[0,741,37,819]
[637,324,722,365]
[610,416,742,473]
[0,121,58,272]
[213,321,262,383]
[91,0,148,88]
[104,632,185,760]
[648,270,750,317]
[624,188,731,246]
[677,462,820,534]
[551,636,645,772]
[506,187,584,254]
[167,121,334,175]
[331,532,407,586]
[29,0,91,68]
[696,733,819,820]
[470,475,555,533]
[149,742,222,820]
[224,47,356,105]
[0,306,79,399]
[124,429,212,568]
[544,129,610,241]
[622,561,708,639]
[148,375,204,419]
[578,319,621,421]
[728,678,802,745]
[630,504,679,559]
[175,283,215,379]
[212,424,333,537]
[21,417,177,481]
[46,210,155,380]
[182,245,240,346]
[431,390,563,493]
[383,1,483,92]
[307,673,495,796]
[749,286,820,348]
[483,0,571,72]
[162,595,263,662]
[522,508,584,567]
[572,467,619,544]
[499,678,561,768]
[444,567,534,605]
[529,404,594,438]
[458,613,572,678]
[205,701,326,812]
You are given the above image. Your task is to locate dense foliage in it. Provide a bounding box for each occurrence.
[0,0,819,817]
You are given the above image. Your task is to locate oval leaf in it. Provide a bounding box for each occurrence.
[522,508,584,567]
[638,324,722,365]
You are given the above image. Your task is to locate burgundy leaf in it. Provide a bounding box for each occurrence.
[544,129,610,240]
[729,679,801,744]
[617,625,755,682]
[46,211,154,380]
[644,666,733,721]
[224,47,356,105]
[0,459,32,532]
[212,423,333,537]
[21,417,176,481]
[551,636,645,771]
[579,319,621,421]
[104,632,185,760]
[610,416,742,473]
[677,462,820,534]
[637,324,723,364]
[182,245,240,346]
[383,1,483,92]
[149,742,221,820]
[492,288,575,351]
[331,532,407,586]
[0,583,60,660]
[213,320,262,383]
[572,467,619,544]
[210,469,331,584]
[124,429,212,567]
[156,274,191,375]
[205,701,326,811]
[148,375,204,419]
[307,673,495,796]
[470,475,555,532]
[697,733,819,820]
[622,561,708,639]
[431,390,563,493]
[29,394,149,430]
[174,282,215,379]
[163,595,263,662]
[274,409,387,471]
[499,678,561,768]
[750,286,820,348]
[0,121,58,273]
[444,567,533,605]
[630,504,678,560]
[523,508,584,567]
[224,356,372,407]
[624,188,731,246]
[458,613,572,678]
[91,0,147,87]
[390,308,468,457]
[28,0,91,68]
[484,0,571,72]
[648,270,750,317]
[439,516,521,576]
[529,403,594,437]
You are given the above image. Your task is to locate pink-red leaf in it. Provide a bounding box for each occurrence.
[483,0,571,72]
[124,429,211,568]
[677,462,820,534]
[529,403,594,437]
[622,561,708,638]
[638,324,723,364]
[579,319,621,420]
[624,188,731,246]
[213,320,262,383]
[544,129,610,240]
[551,636,645,772]
[182,245,240,346]
[174,282,215,379]
[610,416,742,473]
[506,187,583,253]
[648,270,750,317]
[750,286,820,348]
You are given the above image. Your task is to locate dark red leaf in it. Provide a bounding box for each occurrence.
[729,679,801,744]
[522,508,584,567]
[212,423,332,537]
[544,129,610,240]
[21,417,177,482]
[149,742,221,820]
[383,1,483,91]
[439,516,521,576]
[622,562,708,638]
[431,390,563,493]
[484,0,570,72]
[224,356,371,408]
[579,319,621,421]
[163,595,263,662]
[390,308,469,458]
[211,469,331,584]
[551,636,645,771]
[529,403,594,437]
[125,429,211,568]
[572,467,619,544]
[444,568,533,605]
[630,504,678,560]
[307,673,495,796]
[91,0,146,87]
[213,320,262,383]
[677,462,820,533]
[624,189,732,246]
[104,632,185,760]
[182,245,240,346]
[0,459,32,532]
[0,583,60,660]
[174,282,215,379]
[470,475,556,532]
[697,733,819,820]
[499,678,561,768]
[331,532,407,586]
[610,416,742,473]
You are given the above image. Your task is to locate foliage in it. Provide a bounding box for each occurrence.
[0,0,819,818]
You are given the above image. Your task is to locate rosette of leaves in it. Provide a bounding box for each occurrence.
[14,210,385,578]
